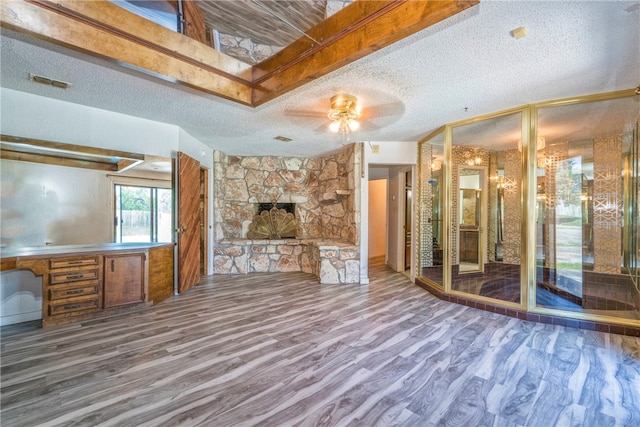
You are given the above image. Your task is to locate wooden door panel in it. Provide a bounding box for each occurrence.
[104,254,144,308]
[177,151,201,293]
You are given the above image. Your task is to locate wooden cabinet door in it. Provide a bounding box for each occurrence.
[104,254,144,308]
[176,151,201,294]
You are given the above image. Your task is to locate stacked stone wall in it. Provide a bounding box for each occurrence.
[213,145,357,243]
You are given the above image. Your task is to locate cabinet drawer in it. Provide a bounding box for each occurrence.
[50,269,99,285]
[50,257,99,269]
[49,298,99,316]
[49,283,99,300]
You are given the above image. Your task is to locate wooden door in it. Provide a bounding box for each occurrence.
[177,151,201,293]
[182,0,208,45]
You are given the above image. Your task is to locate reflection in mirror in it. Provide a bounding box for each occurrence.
[458,169,484,273]
[418,134,444,286]
[0,135,173,247]
[450,111,522,302]
[460,189,479,227]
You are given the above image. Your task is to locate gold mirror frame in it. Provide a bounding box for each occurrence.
[416,87,639,329]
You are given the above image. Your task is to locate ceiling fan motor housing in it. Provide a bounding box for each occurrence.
[328,94,360,121]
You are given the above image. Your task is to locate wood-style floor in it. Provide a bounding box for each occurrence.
[2,259,640,427]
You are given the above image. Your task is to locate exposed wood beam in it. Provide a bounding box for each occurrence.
[0,134,145,171]
[1,0,253,104]
[0,134,145,161]
[1,0,479,107]
[0,149,119,171]
[251,0,479,105]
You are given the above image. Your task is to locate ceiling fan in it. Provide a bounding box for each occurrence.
[326,94,361,142]
[285,92,405,143]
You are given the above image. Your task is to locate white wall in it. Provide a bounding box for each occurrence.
[1,89,179,157]
[364,141,417,165]
[368,179,387,258]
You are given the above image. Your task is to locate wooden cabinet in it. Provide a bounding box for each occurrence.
[46,255,102,323]
[2,243,174,328]
[103,254,145,308]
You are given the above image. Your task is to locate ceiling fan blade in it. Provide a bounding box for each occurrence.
[358,120,381,132]
[284,109,327,118]
[361,101,405,118]
[314,121,332,133]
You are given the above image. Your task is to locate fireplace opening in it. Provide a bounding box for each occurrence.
[256,202,295,216]
[247,202,300,239]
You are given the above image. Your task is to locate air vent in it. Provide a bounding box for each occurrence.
[29,73,72,89]
[274,135,292,142]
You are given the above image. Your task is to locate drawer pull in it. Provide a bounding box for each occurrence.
[66,274,85,280]
[66,289,85,295]
[63,304,82,310]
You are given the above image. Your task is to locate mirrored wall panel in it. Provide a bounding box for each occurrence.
[418,132,444,287]
[450,112,523,303]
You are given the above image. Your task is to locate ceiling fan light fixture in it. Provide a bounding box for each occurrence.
[327,93,361,140]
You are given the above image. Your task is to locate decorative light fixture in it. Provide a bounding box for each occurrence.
[327,94,360,142]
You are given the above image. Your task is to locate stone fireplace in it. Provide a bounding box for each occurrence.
[212,145,363,284]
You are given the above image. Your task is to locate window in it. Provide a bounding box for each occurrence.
[114,184,172,243]
[109,0,180,32]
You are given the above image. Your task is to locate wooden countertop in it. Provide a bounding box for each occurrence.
[1,242,174,271]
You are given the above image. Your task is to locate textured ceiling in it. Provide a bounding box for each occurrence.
[1,1,639,159]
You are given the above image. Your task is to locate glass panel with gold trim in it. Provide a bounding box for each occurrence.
[450,112,523,303]
[536,95,640,320]
[418,132,444,286]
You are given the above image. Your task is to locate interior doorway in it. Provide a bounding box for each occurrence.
[367,164,416,276]
[368,179,388,264]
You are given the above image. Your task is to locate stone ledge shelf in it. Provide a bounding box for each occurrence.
[214,239,360,284]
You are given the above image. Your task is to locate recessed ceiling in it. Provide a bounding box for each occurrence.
[1,1,639,159]
[198,0,328,46]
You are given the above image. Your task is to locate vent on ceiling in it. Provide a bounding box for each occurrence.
[274,135,293,142]
[29,73,72,89]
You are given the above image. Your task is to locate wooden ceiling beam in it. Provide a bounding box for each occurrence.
[0,134,146,171]
[0,134,146,161]
[1,0,253,104]
[1,0,479,108]
[0,149,119,171]
[251,0,479,105]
